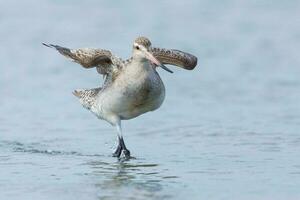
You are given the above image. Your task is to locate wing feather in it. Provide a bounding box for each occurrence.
[151,47,197,70]
[43,43,116,74]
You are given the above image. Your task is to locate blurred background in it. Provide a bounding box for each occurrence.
[0,0,300,200]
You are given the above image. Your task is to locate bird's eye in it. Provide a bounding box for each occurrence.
[135,46,140,50]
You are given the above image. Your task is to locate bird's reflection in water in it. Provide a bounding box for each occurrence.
[88,159,173,200]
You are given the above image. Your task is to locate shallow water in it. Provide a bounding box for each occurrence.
[1,0,300,199]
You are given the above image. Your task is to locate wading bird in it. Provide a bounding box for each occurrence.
[43,37,197,159]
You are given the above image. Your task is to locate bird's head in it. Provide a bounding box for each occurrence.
[132,36,173,73]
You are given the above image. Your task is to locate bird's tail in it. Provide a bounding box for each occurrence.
[73,87,102,109]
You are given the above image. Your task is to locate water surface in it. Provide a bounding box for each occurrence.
[1,0,300,199]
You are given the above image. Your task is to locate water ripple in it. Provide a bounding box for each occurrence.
[0,140,104,157]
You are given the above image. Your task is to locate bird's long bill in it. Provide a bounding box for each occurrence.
[144,51,173,73]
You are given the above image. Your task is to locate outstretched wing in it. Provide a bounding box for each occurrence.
[150,47,197,70]
[42,43,122,75]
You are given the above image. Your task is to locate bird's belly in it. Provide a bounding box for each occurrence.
[97,72,165,121]
[119,89,165,120]
[118,79,165,120]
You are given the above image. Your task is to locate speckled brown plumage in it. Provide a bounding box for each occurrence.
[43,37,197,77]
[73,87,102,109]
[151,47,197,70]
[134,36,152,48]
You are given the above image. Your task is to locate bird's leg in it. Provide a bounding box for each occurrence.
[112,136,122,157]
[115,121,131,159]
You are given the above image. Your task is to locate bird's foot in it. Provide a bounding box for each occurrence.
[121,149,131,159]
[113,136,132,160]
[117,149,131,161]
[112,146,131,159]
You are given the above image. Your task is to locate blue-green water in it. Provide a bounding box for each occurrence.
[1,1,300,199]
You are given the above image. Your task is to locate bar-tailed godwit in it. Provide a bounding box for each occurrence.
[43,37,197,159]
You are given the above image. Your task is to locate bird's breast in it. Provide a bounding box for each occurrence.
[107,65,165,119]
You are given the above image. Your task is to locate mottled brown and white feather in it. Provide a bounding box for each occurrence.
[134,36,152,48]
[42,43,124,75]
[150,47,197,70]
[73,87,102,109]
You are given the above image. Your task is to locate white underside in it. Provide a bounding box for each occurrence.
[89,60,165,126]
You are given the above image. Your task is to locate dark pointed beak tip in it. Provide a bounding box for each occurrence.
[160,64,174,73]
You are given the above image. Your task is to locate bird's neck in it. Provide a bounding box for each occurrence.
[130,58,153,73]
